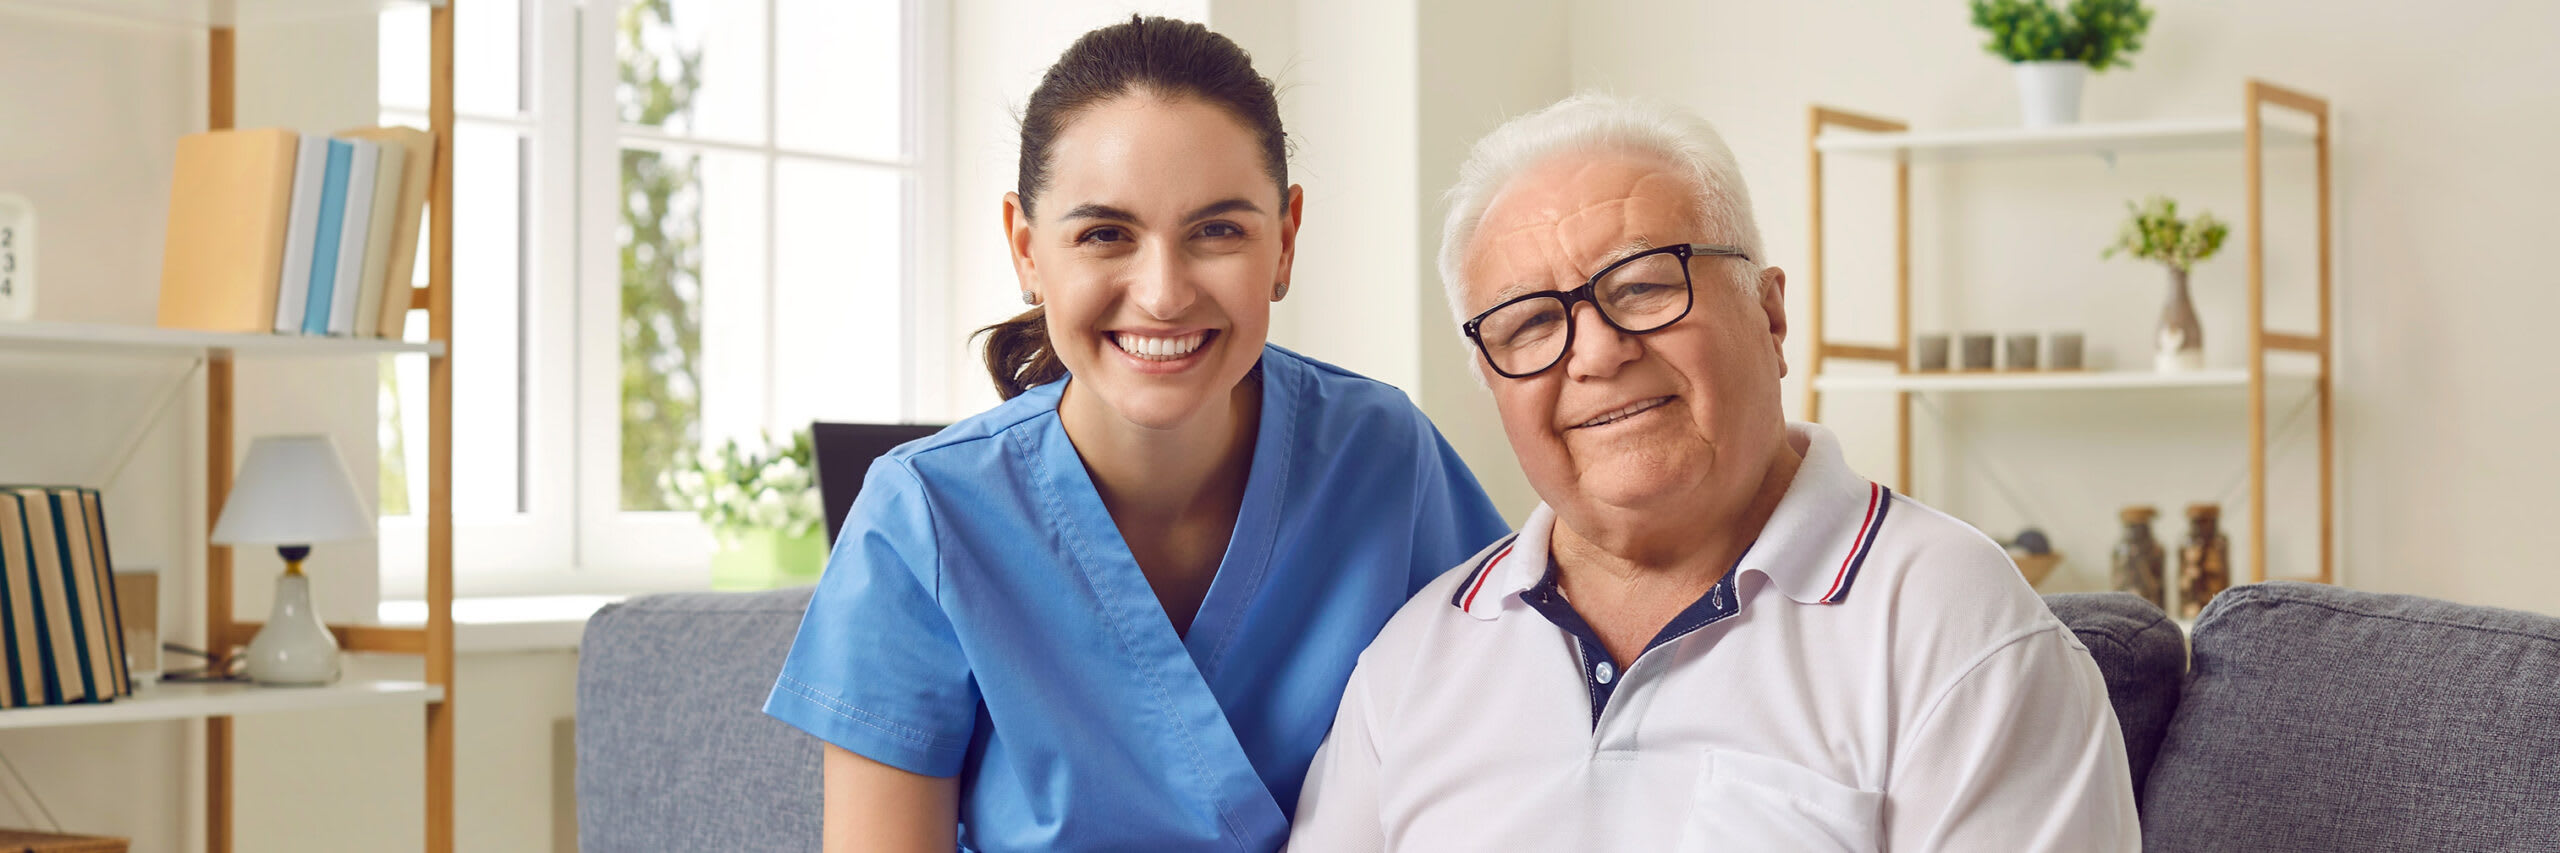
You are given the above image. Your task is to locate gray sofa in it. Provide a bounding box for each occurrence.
[577,582,2560,851]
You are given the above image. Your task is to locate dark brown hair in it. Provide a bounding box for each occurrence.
[976,15,1289,400]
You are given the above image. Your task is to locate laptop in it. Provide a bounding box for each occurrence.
[812,421,946,545]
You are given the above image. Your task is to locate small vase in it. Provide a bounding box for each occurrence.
[2156,267,2204,372]
[246,569,341,686]
[710,527,829,591]
[2013,60,2086,128]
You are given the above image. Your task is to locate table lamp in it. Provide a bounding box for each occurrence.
[209,435,373,686]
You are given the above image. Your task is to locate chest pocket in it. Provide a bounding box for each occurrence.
[1675,749,1882,853]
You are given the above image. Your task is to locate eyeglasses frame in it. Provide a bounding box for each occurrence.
[1460,243,1754,379]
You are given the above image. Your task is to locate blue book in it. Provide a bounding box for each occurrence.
[302,139,353,336]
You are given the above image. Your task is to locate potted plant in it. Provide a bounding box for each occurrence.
[1968,0,2154,127]
[660,428,829,590]
[2103,195,2229,372]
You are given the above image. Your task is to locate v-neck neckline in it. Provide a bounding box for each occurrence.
[1047,354,1293,680]
[1020,350,1298,844]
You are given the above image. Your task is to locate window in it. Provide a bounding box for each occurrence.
[377,0,944,596]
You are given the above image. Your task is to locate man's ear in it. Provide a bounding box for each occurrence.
[1758,265,1789,377]
[1004,192,1039,297]
[1275,184,1306,299]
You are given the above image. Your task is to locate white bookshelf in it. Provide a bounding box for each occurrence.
[1813,366,2317,394]
[0,0,461,847]
[1807,83,2337,586]
[0,321,442,359]
[0,680,442,731]
[1815,117,2318,163]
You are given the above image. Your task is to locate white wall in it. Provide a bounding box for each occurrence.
[1562,0,2560,610]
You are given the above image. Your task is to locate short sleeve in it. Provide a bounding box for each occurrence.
[763,458,980,777]
[1404,415,1510,594]
[1886,627,2141,851]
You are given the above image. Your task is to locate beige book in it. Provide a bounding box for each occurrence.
[82,492,130,694]
[0,493,41,708]
[350,137,408,338]
[17,488,94,702]
[155,128,301,334]
[335,126,436,339]
[71,490,127,697]
[53,489,118,701]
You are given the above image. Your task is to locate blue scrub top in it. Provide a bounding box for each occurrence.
[765,345,1508,852]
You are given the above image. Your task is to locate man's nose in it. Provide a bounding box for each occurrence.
[1561,302,1642,380]
[1126,243,1198,321]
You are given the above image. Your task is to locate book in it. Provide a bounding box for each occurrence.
[0,493,39,708]
[50,489,121,701]
[83,493,130,694]
[16,487,94,704]
[154,128,299,334]
[301,139,353,336]
[274,134,328,334]
[325,139,382,336]
[336,126,435,339]
[350,137,408,338]
[75,490,128,697]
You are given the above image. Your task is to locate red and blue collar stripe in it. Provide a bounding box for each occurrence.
[1449,533,1521,612]
[1819,482,1892,605]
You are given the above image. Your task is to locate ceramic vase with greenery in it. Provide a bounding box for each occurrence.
[2104,196,2229,372]
[1969,0,2154,127]
[659,428,828,590]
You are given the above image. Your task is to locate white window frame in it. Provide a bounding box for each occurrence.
[383,0,949,598]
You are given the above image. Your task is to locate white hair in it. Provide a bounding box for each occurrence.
[1437,93,1766,326]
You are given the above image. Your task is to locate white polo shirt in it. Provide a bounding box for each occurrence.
[1289,422,2138,852]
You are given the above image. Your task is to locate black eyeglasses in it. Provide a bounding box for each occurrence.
[1461,243,1753,379]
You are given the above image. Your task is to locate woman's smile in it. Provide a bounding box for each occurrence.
[1109,328,1218,373]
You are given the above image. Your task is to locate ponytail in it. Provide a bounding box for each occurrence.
[976,307,1067,400]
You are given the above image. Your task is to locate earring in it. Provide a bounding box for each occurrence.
[1273,281,1290,300]
[1020,290,1040,305]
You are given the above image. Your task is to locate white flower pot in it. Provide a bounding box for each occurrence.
[2013,60,2087,128]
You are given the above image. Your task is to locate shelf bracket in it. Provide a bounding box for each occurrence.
[93,356,205,490]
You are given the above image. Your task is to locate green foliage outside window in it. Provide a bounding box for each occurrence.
[618,0,705,512]
[1969,0,2154,71]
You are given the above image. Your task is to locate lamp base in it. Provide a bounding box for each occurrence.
[245,556,340,686]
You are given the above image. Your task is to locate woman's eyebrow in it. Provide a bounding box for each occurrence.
[1183,198,1263,223]
[1059,203,1138,223]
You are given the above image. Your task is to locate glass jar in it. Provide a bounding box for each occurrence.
[2111,506,2166,610]
[2179,503,2232,620]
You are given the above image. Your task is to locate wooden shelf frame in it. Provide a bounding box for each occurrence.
[1805,81,2336,587]
[193,5,458,853]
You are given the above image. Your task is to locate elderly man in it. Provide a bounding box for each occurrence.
[1288,95,2138,851]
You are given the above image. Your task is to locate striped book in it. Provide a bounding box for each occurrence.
[0,487,131,708]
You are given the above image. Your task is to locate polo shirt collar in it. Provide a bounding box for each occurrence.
[1451,422,1890,621]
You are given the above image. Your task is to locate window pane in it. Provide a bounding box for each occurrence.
[378,5,428,111]
[457,126,528,515]
[380,0,522,116]
[772,158,904,427]
[459,0,525,116]
[693,150,771,474]
[378,122,526,518]
[618,146,704,511]
[618,0,767,143]
[775,0,903,161]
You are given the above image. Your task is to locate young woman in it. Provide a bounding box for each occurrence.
[762,16,1510,852]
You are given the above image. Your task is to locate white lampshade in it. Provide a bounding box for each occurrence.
[209,434,374,546]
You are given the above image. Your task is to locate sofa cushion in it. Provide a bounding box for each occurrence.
[2043,592,2185,803]
[2140,581,2560,852]
[577,588,820,852]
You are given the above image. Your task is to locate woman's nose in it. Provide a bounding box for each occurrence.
[1126,243,1198,321]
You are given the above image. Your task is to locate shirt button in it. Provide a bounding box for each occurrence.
[1594,661,1615,685]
